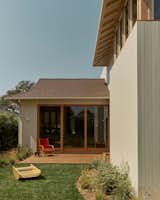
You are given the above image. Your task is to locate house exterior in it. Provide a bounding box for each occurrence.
[93,0,160,198]
[10,79,110,154]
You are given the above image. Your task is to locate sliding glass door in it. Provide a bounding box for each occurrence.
[39,105,109,152]
[64,106,84,148]
[87,106,108,148]
[40,106,61,148]
[63,105,108,150]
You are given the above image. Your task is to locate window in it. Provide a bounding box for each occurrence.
[87,107,108,148]
[116,31,119,56]
[64,106,84,148]
[125,3,129,39]
[133,0,137,25]
[154,0,160,19]
[120,19,123,49]
[113,0,138,62]
[40,106,61,148]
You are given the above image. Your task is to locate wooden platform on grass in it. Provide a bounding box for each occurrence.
[13,164,41,180]
[19,153,109,164]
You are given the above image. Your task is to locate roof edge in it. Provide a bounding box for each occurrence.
[8,96,109,100]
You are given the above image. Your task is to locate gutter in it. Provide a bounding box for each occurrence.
[8,97,109,100]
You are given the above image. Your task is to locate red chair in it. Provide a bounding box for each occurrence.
[39,138,55,156]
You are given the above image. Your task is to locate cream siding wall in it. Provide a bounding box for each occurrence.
[109,24,138,191]
[137,21,160,199]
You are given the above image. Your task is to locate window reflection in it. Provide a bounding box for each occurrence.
[87,107,108,148]
[154,0,160,19]
[64,106,84,148]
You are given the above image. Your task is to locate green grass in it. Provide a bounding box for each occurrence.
[0,164,85,200]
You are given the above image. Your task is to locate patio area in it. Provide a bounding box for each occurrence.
[19,153,109,164]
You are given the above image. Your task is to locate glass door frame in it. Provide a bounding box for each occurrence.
[37,105,62,152]
[37,104,110,153]
[62,104,109,153]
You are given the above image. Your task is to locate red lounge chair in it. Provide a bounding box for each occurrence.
[39,138,55,156]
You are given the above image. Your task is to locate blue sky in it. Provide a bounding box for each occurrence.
[0,0,102,95]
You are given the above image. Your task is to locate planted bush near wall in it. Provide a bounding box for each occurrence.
[16,146,31,161]
[96,162,135,199]
[0,112,18,150]
[78,160,136,200]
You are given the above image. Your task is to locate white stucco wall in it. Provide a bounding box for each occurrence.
[109,24,138,191]
[18,117,22,146]
[100,67,107,82]
[20,101,37,152]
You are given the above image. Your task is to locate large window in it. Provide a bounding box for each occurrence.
[87,107,108,148]
[64,106,84,148]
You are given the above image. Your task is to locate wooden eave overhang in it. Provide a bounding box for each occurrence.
[93,0,125,67]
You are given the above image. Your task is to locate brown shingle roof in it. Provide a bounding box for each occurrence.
[9,79,109,100]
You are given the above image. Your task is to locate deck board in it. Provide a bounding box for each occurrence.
[19,154,109,164]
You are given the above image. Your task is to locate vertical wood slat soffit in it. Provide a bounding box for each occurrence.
[93,0,153,67]
[93,0,125,67]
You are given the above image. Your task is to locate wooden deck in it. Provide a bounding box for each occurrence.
[19,154,105,164]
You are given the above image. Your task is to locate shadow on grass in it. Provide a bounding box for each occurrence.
[19,175,46,182]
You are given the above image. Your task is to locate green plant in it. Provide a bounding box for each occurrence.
[0,150,17,167]
[16,146,31,161]
[79,170,92,190]
[9,159,15,165]
[96,162,119,195]
[112,177,135,200]
[95,189,105,200]
[88,159,102,170]
[0,159,6,167]
[95,162,136,200]
[0,112,18,151]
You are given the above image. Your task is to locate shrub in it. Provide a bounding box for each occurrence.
[0,112,18,150]
[79,170,92,190]
[16,147,31,161]
[0,147,31,167]
[96,162,119,195]
[112,177,135,200]
[96,162,136,199]
[0,158,7,167]
[0,151,17,167]
[88,159,102,170]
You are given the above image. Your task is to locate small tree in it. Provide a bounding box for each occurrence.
[0,80,34,115]
[0,112,18,150]
[7,80,34,96]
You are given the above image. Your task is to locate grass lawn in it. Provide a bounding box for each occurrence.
[0,164,85,200]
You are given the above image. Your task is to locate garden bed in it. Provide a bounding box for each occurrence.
[77,160,136,200]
